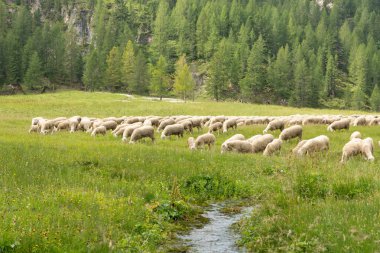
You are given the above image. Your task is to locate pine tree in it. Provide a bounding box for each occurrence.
[370,84,380,111]
[133,50,149,95]
[121,40,135,91]
[240,35,267,102]
[324,54,338,98]
[83,49,103,91]
[24,52,43,89]
[106,47,123,91]
[173,55,195,101]
[150,0,170,61]
[150,55,170,100]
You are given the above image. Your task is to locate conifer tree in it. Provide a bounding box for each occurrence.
[150,55,170,100]
[24,52,43,89]
[106,47,123,90]
[122,40,135,91]
[173,55,195,101]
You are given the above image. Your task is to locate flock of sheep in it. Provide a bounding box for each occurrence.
[29,114,379,163]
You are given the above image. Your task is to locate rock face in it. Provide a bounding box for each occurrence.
[62,5,92,45]
[316,0,333,9]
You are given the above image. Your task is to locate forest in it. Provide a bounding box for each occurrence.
[0,0,380,110]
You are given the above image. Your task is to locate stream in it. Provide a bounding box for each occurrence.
[178,203,253,253]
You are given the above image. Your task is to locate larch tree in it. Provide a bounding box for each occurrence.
[173,55,195,101]
[150,55,170,100]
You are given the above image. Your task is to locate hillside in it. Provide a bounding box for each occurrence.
[0,0,379,110]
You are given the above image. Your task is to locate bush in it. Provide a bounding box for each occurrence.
[295,173,328,199]
[333,178,375,200]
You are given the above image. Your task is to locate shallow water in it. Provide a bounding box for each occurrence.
[179,203,253,253]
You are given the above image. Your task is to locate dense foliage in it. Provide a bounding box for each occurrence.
[1,0,380,109]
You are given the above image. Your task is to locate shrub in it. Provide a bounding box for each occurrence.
[295,173,328,199]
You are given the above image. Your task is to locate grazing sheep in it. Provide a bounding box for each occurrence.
[179,120,193,134]
[112,123,129,135]
[327,119,350,132]
[263,139,282,156]
[69,116,82,133]
[292,140,308,154]
[350,131,362,140]
[190,118,203,131]
[129,126,155,144]
[157,119,175,132]
[121,122,143,142]
[209,116,226,125]
[78,117,93,132]
[31,117,44,126]
[251,134,275,153]
[143,119,152,126]
[353,116,367,126]
[341,137,374,163]
[263,120,285,133]
[222,119,237,133]
[53,120,70,132]
[296,135,330,156]
[161,124,185,139]
[91,126,107,137]
[188,133,216,150]
[39,119,55,134]
[101,120,117,131]
[29,125,39,133]
[279,125,303,141]
[221,140,253,154]
[208,122,223,135]
[247,134,262,143]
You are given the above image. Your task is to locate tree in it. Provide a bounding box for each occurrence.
[132,49,149,95]
[173,55,195,101]
[24,52,43,89]
[150,55,170,100]
[106,47,123,90]
[324,54,338,98]
[121,40,135,91]
[150,0,170,61]
[370,84,380,111]
[83,49,103,91]
[240,35,267,102]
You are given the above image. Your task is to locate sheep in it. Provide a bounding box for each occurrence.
[78,117,93,132]
[263,139,282,156]
[53,120,70,132]
[31,117,44,126]
[209,116,225,125]
[251,134,275,153]
[279,125,303,141]
[188,133,216,150]
[39,119,56,134]
[157,119,175,132]
[263,120,285,133]
[350,131,362,140]
[112,123,129,135]
[179,120,193,134]
[353,116,367,126]
[327,119,350,132]
[292,140,308,154]
[91,126,107,137]
[190,117,203,132]
[222,119,237,133]
[161,124,184,139]
[246,134,262,143]
[129,126,155,144]
[143,119,152,126]
[208,122,223,135]
[122,122,143,142]
[101,120,117,131]
[221,140,253,154]
[29,125,39,133]
[296,135,330,156]
[341,137,374,163]
[68,116,82,133]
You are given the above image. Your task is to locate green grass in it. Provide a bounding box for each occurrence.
[1,91,380,252]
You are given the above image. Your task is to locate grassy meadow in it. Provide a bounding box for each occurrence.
[1,91,380,252]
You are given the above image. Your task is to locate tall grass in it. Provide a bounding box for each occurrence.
[1,91,380,252]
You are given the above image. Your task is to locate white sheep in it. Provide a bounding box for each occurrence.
[222,119,237,133]
[161,124,185,139]
[157,119,175,132]
[263,120,285,133]
[188,133,216,150]
[101,120,118,131]
[350,131,362,140]
[327,119,350,132]
[279,125,302,141]
[53,120,70,132]
[29,125,39,133]
[91,126,107,136]
[221,134,246,150]
[122,122,143,142]
[129,126,155,144]
[263,139,282,156]
[208,122,223,135]
[296,135,330,156]
[221,140,253,154]
[341,137,374,163]
[251,134,274,153]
